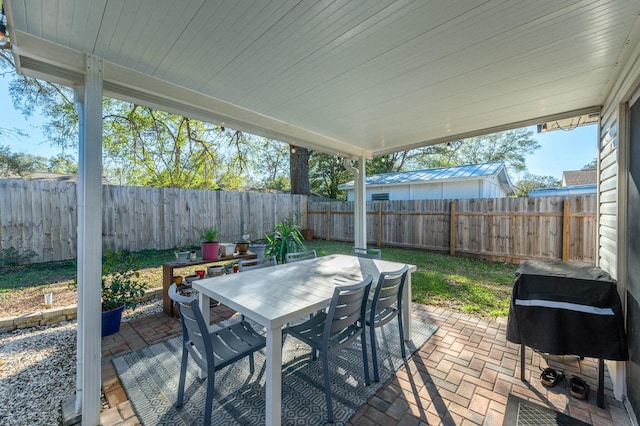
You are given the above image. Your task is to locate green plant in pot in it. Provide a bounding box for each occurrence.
[265,217,306,263]
[199,226,220,260]
[71,250,148,336]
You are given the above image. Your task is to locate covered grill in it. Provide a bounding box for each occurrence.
[506,260,628,407]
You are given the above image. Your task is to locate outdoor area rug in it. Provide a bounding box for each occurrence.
[503,394,590,426]
[113,317,437,425]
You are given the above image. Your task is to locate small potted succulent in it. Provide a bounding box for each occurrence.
[199,226,220,260]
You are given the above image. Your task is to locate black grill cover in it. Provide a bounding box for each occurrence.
[506,260,628,361]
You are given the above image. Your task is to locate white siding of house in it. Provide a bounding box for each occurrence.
[345,177,507,201]
[600,40,640,278]
[598,39,640,409]
[409,183,443,200]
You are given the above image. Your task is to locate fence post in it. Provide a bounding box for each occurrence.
[562,200,570,261]
[377,203,383,246]
[326,204,332,241]
[450,200,457,256]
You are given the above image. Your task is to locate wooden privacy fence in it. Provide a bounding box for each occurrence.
[0,179,307,263]
[308,196,597,264]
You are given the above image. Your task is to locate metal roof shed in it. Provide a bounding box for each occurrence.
[339,162,515,201]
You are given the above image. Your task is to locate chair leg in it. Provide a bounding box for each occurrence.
[204,373,215,426]
[249,352,255,373]
[322,351,334,423]
[398,315,406,359]
[370,325,379,382]
[176,348,189,408]
[361,330,370,386]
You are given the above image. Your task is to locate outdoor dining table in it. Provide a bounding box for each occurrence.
[192,253,416,426]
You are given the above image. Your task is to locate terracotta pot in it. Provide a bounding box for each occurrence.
[236,242,249,254]
[301,229,314,241]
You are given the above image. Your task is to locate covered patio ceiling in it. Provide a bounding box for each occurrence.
[6,1,640,158]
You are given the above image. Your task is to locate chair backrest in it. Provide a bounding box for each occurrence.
[323,275,373,352]
[238,255,277,271]
[370,265,409,324]
[351,247,382,259]
[285,249,317,263]
[168,284,212,372]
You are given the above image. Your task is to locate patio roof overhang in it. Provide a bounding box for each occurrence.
[7,1,640,158]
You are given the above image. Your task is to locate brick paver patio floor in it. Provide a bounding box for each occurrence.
[99,303,631,426]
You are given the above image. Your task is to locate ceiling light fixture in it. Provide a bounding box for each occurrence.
[290,146,296,154]
[220,122,225,135]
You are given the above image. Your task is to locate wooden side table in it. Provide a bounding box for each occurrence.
[162,252,257,317]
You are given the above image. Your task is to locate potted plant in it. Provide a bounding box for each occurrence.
[174,248,190,264]
[265,217,306,263]
[101,250,148,336]
[249,237,268,259]
[199,226,220,260]
[236,233,250,255]
[71,250,148,336]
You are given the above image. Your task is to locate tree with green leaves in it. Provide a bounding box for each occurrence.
[2,52,286,190]
[412,129,539,173]
[513,173,561,197]
[582,158,597,170]
[309,153,349,199]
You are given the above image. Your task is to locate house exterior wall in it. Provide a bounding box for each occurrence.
[345,177,507,201]
[599,38,640,420]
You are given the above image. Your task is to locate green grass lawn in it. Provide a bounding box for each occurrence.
[0,240,518,318]
[309,240,517,318]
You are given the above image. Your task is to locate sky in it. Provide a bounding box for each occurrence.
[0,73,597,181]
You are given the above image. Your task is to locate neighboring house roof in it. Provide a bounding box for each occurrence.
[1,172,110,185]
[338,162,515,195]
[562,169,597,187]
[529,184,597,197]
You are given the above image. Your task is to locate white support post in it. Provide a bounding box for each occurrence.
[77,54,103,425]
[355,155,367,248]
[344,155,368,248]
[73,86,84,413]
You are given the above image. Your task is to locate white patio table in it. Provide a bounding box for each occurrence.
[192,253,416,426]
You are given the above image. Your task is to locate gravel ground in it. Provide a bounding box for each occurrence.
[0,298,163,426]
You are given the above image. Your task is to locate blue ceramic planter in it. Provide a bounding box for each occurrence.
[102,305,125,337]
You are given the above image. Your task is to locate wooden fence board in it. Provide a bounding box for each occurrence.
[0,180,308,262]
[0,178,597,265]
[306,195,597,264]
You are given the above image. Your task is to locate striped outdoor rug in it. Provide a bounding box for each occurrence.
[113,316,437,425]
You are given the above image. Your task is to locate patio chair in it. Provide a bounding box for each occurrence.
[168,284,266,425]
[285,249,317,263]
[351,247,382,259]
[283,275,373,423]
[238,255,277,271]
[366,265,409,382]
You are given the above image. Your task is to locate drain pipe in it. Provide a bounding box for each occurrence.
[344,156,367,248]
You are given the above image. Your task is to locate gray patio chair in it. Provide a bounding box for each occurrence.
[366,265,409,382]
[285,249,317,263]
[283,275,373,423]
[238,255,277,271]
[168,284,266,426]
[351,247,382,259]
